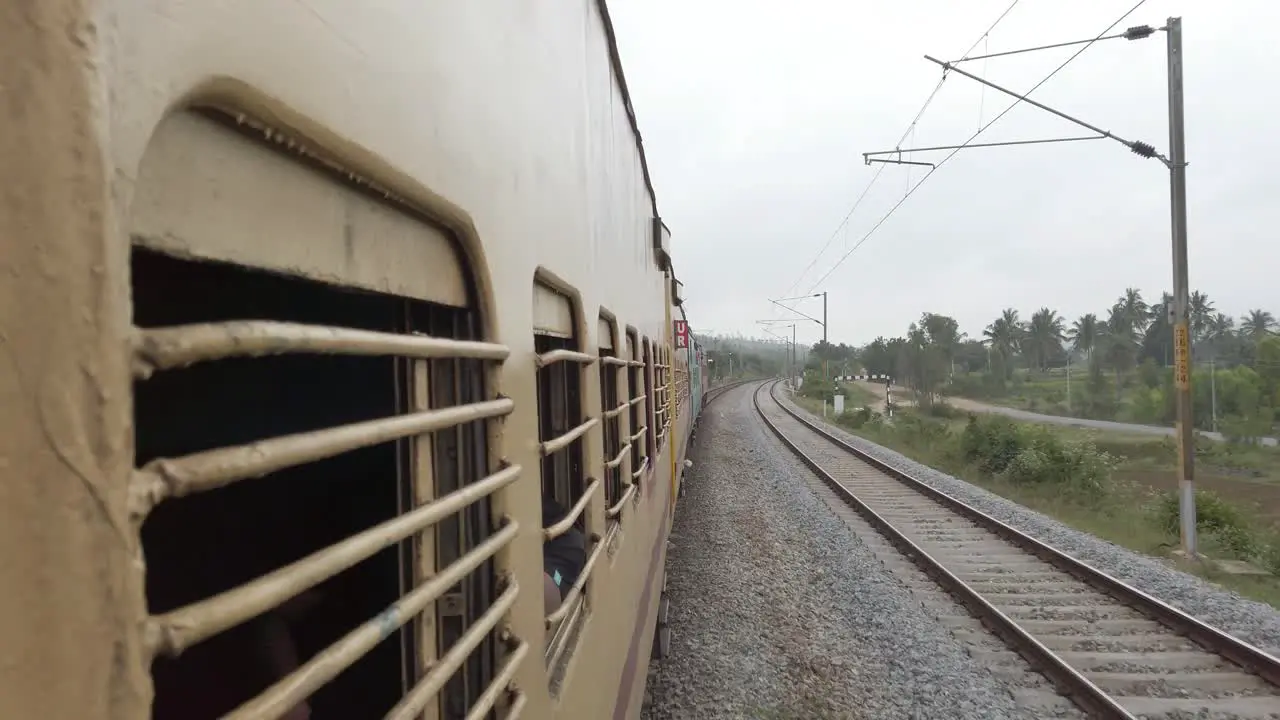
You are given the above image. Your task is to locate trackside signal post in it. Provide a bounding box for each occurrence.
[863,18,1198,554]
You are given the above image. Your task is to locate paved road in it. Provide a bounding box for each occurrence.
[945,394,1279,447]
[848,381,1278,447]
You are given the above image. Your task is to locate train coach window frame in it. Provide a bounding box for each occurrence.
[597,313,631,525]
[131,249,520,720]
[654,346,667,451]
[532,280,603,678]
[642,338,656,466]
[127,108,531,720]
[624,329,648,489]
[662,347,670,446]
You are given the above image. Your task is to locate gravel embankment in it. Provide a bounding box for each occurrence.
[641,384,1033,720]
[776,388,1280,656]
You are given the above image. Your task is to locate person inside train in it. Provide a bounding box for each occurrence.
[150,588,318,720]
[541,494,587,615]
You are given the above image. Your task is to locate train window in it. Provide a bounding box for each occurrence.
[532,282,601,682]
[663,347,671,445]
[133,248,519,720]
[625,329,648,487]
[642,338,656,463]
[676,345,690,414]
[654,346,668,451]
[597,314,632,526]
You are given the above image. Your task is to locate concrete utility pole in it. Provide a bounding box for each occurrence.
[862,18,1198,554]
[1165,17,1197,556]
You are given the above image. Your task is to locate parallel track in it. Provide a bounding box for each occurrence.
[753,380,1280,719]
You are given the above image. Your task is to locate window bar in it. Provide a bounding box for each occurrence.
[606,484,637,518]
[130,398,515,516]
[604,444,631,471]
[545,537,606,626]
[383,579,521,720]
[146,463,522,658]
[600,356,630,367]
[534,349,598,368]
[538,416,598,456]
[222,520,519,720]
[461,637,530,720]
[542,479,601,541]
[132,320,510,378]
[631,457,649,482]
[602,400,629,419]
[498,691,528,719]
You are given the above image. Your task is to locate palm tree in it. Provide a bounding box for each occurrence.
[1144,292,1174,365]
[983,309,1022,380]
[1117,288,1149,334]
[1068,313,1100,364]
[1026,308,1066,372]
[984,311,1021,354]
[1147,292,1173,326]
[1189,290,1215,342]
[1240,309,1277,342]
[1205,312,1236,361]
[1100,303,1139,396]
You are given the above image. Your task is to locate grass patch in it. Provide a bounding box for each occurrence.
[789,394,1280,608]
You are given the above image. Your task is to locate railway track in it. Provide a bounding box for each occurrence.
[754,380,1280,719]
[702,377,757,406]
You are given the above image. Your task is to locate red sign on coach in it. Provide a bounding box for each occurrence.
[673,320,689,349]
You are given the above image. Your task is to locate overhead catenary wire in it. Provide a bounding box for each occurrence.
[776,0,1022,302]
[803,0,1149,294]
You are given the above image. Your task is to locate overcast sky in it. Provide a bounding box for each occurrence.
[610,0,1279,348]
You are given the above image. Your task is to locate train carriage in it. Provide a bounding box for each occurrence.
[0,2,699,719]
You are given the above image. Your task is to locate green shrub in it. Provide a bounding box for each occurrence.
[960,415,1024,473]
[925,402,961,419]
[889,412,951,446]
[838,407,874,429]
[1151,490,1261,559]
[959,415,1115,494]
[798,376,836,401]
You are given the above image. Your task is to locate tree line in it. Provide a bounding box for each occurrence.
[814,289,1278,435]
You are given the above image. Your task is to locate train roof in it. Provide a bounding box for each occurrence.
[596,1,689,320]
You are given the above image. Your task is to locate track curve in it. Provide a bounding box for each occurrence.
[754,380,1280,719]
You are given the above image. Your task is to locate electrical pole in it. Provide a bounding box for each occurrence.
[1210,359,1218,433]
[861,18,1198,556]
[821,292,828,343]
[770,293,828,380]
[1066,353,1072,413]
[822,292,829,381]
[1166,17,1196,556]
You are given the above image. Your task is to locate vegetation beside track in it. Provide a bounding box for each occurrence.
[790,380,1280,608]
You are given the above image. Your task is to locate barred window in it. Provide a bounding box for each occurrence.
[598,315,632,523]
[134,248,518,720]
[625,330,648,485]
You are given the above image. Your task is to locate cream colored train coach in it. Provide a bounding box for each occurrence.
[0,0,711,718]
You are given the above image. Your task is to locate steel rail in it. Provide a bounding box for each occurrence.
[701,377,757,406]
[757,381,1280,692]
[751,381,1137,718]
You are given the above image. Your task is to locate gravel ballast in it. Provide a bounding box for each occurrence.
[640,384,1033,720]
[776,388,1280,656]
